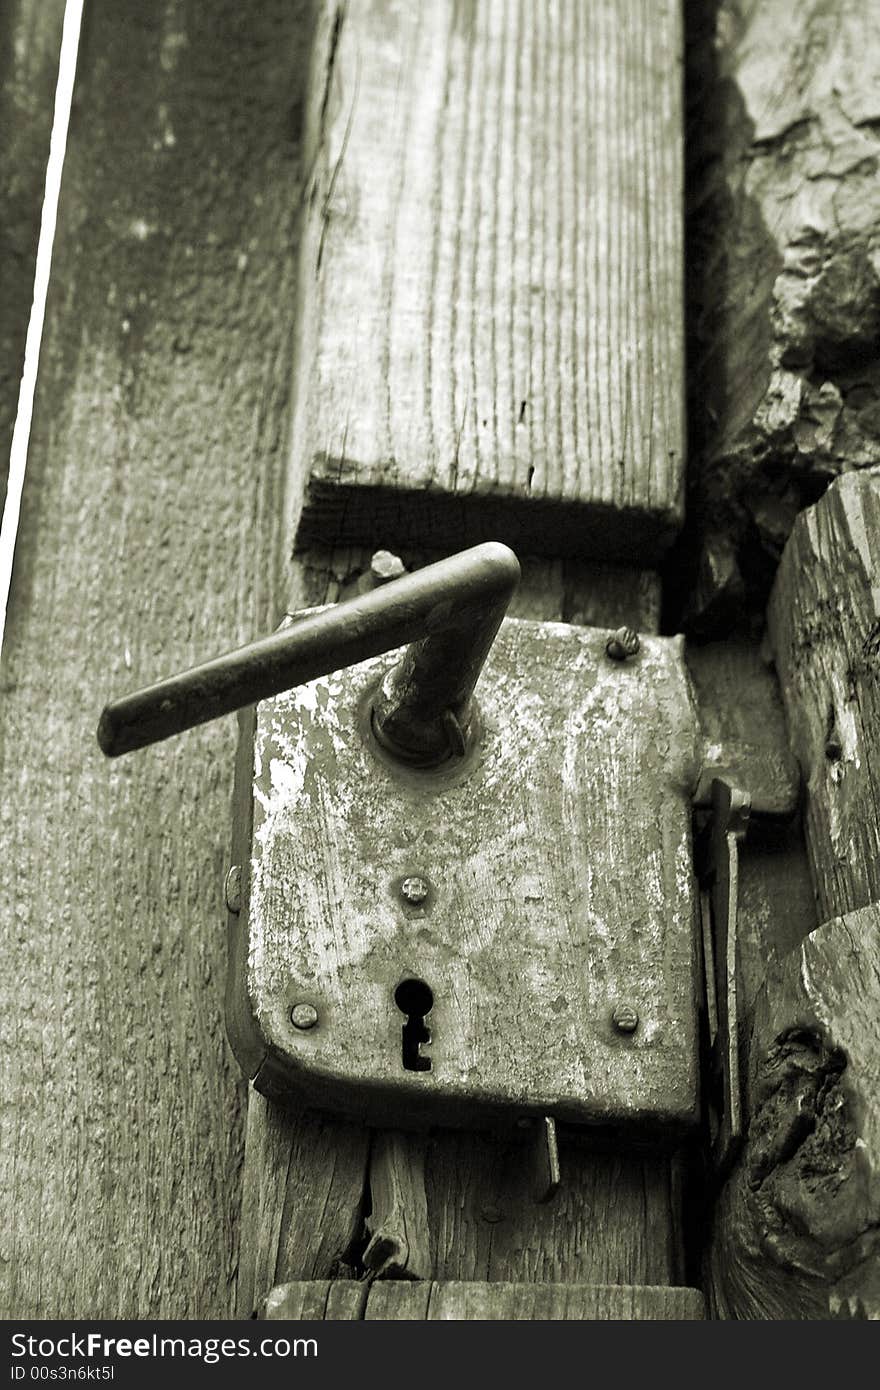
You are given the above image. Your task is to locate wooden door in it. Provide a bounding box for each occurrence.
[1,0,877,1321]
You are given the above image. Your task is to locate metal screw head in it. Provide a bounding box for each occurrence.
[400,875,429,905]
[290,1002,319,1030]
[611,1002,639,1034]
[370,550,406,584]
[224,865,242,914]
[605,627,641,661]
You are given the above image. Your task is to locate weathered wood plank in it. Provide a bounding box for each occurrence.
[684,0,880,627]
[363,1131,431,1281]
[710,906,880,1320]
[290,0,684,563]
[260,1279,367,1320]
[0,0,66,506]
[767,471,880,919]
[235,1091,369,1319]
[289,547,662,634]
[365,1280,704,1320]
[423,1134,687,1288]
[0,0,318,1318]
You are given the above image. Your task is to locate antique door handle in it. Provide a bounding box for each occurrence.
[96,538,705,1150]
[97,541,521,765]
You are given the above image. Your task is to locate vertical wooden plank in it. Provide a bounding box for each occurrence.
[0,0,66,504]
[768,472,880,918]
[291,0,684,562]
[0,0,318,1317]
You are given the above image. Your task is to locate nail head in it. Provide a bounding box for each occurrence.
[291,1002,319,1030]
[612,1002,639,1034]
[401,875,430,905]
[605,627,641,661]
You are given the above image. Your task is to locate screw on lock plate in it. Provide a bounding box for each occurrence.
[97,541,702,1147]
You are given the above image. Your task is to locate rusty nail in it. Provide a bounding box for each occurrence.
[401,875,429,905]
[611,1002,639,1034]
[291,1002,319,1030]
[605,627,641,661]
[481,1205,504,1224]
[224,865,241,914]
[358,550,407,593]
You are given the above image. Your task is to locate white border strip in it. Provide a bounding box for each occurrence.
[0,0,85,659]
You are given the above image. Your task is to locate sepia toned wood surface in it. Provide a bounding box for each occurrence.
[0,0,66,507]
[291,0,685,563]
[259,1278,705,1320]
[0,0,320,1318]
[768,471,880,919]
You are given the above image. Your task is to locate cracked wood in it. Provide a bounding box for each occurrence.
[684,0,880,628]
[291,0,685,563]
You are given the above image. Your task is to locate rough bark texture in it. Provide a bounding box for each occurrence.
[291,0,685,564]
[682,0,880,627]
[0,0,318,1318]
[711,906,880,1320]
[768,470,880,920]
[0,0,66,505]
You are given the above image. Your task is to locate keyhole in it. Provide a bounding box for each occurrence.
[394,978,433,1072]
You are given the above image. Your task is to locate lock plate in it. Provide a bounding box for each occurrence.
[229,618,702,1134]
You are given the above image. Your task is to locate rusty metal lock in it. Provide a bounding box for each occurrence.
[98,543,706,1140]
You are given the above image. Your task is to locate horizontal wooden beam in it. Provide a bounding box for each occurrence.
[260,1279,705,1320]
[291,0,684,563]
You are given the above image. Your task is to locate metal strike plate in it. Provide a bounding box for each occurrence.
[228,618,702,1134]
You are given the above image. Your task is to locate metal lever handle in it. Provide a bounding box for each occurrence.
[97,542,520,765]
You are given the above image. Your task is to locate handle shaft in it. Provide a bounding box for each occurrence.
[97,542,520,760]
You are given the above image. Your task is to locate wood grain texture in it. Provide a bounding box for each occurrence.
[710,906,880,1320]
[0,0,319,1318]
[260,1279,367,1320]
[767,471,880,920]
[238,619,701,1130]
[0,0,66,506]
[363,1131,431,1280]
[235,1090,369,1318]
[290,0,684,563]
[289,547,662,634]
[364,1279,704,1320]
[683,0,880,627]
[685,639,817,1013]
